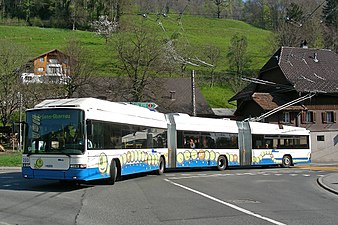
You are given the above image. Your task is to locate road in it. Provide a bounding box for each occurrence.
[0,167,337,225]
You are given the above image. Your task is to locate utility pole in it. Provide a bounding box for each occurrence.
[18,92,23,151]
[191,70,196,116]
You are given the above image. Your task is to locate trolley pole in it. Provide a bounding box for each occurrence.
[191,70,196,116]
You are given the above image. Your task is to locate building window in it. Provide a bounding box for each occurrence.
[282,112,290,124]
[322,111,336,124]
[49,59,58,64]
[301,111,316,124]
[49,67,61,74]
[317,135,325,141]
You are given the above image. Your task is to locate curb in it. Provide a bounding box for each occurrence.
[317,175,338,195]
[0,167,21,171]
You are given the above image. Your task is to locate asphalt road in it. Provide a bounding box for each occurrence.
[0,167,337,225]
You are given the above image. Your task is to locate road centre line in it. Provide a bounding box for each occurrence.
[164,179,286,225]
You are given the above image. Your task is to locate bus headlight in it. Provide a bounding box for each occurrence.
[22,163,30,167]
[70,164,87,169]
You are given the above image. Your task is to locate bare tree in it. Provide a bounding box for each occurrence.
[201,44,220,87]
[0,40,27,126]
[115,25,170,102]
[226,33,251,93]
[61,40,94,98]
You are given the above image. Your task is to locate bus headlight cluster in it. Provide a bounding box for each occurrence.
[70,164,87,169]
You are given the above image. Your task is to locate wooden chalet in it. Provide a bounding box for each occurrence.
[229,46,338,162]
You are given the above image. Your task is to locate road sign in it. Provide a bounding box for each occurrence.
[129,102,158,110]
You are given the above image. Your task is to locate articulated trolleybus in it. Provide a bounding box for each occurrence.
[22,98,311,184]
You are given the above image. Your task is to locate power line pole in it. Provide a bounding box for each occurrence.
[191,70,196,116]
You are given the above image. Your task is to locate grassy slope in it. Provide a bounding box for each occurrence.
[0,16,273,108]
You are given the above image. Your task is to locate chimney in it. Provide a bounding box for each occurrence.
[169,91,176,100]
[300,40,308,48]
[313,53,319,63]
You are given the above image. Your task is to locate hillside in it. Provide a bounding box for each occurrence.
[0,15,274,108]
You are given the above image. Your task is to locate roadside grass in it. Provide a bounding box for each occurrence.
[0,151,22,167]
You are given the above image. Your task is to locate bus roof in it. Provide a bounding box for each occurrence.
[31,98,168,128]
[249,121,310,136]
[170,113,239,133]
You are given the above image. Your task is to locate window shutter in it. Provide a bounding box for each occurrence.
[301,111,306,124]
[313,112,316,123]
[334,112,337,123]
[322,112,326,123]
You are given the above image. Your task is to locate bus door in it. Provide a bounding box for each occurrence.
[237,121,252,166]
[165,114,176,169]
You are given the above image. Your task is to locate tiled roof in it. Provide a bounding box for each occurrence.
[75,77,213,116]
[278,47,338,93]
[252,93,305,110]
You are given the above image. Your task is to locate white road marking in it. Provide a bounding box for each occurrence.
[164,179,286,225]
[168,174,232,180]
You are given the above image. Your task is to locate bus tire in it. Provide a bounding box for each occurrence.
[109,159,118,185]
[282,155,292,168]
[156,156,165,175]
[217,155,227,171]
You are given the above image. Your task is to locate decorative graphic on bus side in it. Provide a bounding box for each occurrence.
[98,153,108,174]
[176,150,239,167]
[117,150,168,175]
[34,158,44,168]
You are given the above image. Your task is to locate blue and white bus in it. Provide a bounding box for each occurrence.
[22,98,311,184]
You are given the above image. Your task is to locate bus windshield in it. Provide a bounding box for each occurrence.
[24,109,85,155]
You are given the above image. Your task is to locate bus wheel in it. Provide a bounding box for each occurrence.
[109,160,118,185]
[217,155,227,171]
[282,155,292,168]
[156,157,165,175]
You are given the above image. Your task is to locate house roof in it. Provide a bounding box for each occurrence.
[252,93,305,111]
[74,77,214,116]
[277,47,338,93]
[228,82,257,102]
[230,46,338,103]
[29,49,68,62]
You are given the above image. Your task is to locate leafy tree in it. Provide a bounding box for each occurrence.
[322,0,337,52]
[91,15,118,43]
[286,2,304,23]
[213,0,225,18]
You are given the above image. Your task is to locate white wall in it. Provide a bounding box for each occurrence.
[311,131,338,163]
